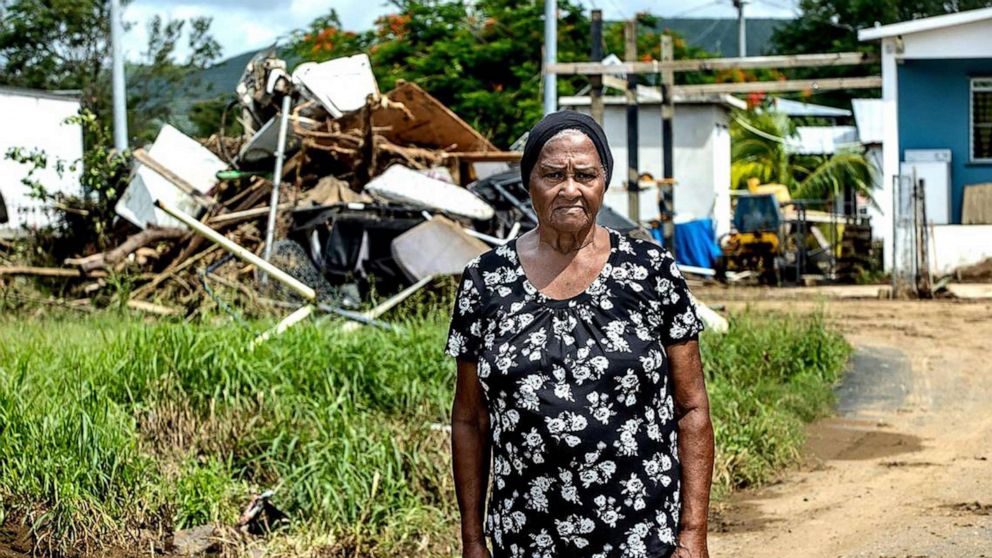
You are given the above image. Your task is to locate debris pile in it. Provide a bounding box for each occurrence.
[5,51,569,319]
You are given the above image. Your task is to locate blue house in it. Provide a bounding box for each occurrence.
[859,9,992,274]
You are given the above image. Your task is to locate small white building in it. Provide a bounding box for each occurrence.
[0,87,84,236]
[559,89,744,238]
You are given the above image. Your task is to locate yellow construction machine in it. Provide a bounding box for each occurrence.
[716,179,789,284]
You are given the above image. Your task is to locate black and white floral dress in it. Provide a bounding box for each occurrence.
[445,225,704,558]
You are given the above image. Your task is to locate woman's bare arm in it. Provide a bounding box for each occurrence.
[669,339,714,558]
[451,357,492,557]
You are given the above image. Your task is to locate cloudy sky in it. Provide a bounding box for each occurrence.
[122,0,799,63]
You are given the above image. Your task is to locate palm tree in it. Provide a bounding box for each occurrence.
[730,107,876,205]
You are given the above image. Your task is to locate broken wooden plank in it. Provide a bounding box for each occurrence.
[126,299,180,316]
[132,148,217,208]
[65,226,185,272]
[1,266,110,278]
[208,204,292,226]
[129,244,221,301]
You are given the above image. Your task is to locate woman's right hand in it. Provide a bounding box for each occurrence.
[463,540,492,558]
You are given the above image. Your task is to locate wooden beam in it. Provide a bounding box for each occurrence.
[624,19,639,223]
[672,76,882,95]
[441,151,523,162]
[547,52,878,75]
[0,266,108,278]
[208,204,292,226]
[132,149,216,208]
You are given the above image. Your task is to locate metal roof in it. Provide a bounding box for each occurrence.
[858,7,992,41]
[0,86,81,102]
[785,126,861,155]
[768,96,851,118]
[851,99,884,145]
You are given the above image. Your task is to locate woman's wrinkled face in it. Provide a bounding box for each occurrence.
[528,130,606,233]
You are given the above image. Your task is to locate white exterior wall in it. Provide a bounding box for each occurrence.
[675,105,732,238]
[571,103,731,237]
[931,225,992,274]
[900,19,992,59]
[0,90,83,235]
[876,37,900,271]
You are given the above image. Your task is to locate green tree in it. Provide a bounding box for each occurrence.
[0,1,221,249]
[289,3,723,147]
[774,0,992,56]
[0,0,221,145]
[770,0,992,105]
[731,108,875,202]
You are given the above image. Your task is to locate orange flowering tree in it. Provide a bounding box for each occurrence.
[290,3,717,147]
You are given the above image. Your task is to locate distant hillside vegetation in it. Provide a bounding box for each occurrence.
[171,17,790,135]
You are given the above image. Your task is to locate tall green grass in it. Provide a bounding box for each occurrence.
[0,301,849,555]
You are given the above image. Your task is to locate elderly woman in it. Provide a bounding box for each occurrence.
[445,111,714,558]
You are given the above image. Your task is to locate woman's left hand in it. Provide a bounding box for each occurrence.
[672,529,709,558]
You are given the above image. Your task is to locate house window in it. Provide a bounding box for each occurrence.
[973,78,992,162]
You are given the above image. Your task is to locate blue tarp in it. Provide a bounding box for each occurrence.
[651,219,722,269]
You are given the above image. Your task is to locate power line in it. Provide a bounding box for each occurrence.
[732,111,790,144]
[754,0,798,13]
[604,0,630,21]
[667,0,725,20]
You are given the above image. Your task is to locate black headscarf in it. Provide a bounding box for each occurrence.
[520,110,613,190]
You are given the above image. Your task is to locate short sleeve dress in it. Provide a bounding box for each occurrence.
[444,226,704,558]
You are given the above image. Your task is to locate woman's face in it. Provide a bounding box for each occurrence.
[528,130,606,234]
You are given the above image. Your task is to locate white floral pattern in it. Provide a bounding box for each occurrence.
[445,226,704,558]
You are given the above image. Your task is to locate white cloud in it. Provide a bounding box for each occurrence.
[120,0,797,64]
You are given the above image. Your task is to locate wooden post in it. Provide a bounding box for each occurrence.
[590,10,604,126]
[660,34,676,253]
[625,19,640,223]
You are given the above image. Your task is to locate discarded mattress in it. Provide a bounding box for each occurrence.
[115,125,226,230]
[363,164,495,221]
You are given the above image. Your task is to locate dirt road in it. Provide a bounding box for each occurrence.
[700,288,992,557]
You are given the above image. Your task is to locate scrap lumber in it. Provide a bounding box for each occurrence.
[126,299,180,316]
[338,80,497,153]
[129,244,222,301]
[132,149,216,208]
[65,226,185,272]
[0,266,111,278]
[209,204,292,226]
[153,198,315,301]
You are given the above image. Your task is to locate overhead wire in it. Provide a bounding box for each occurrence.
[731,111,790,143]
[667,0,725,20]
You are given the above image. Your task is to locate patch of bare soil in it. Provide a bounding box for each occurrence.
[700,290,992,557]
[0,523,32,558]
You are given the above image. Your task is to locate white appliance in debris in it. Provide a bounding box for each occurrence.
[900,149,952,224]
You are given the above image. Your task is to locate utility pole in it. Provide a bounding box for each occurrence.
[733,0,747,58]
[589,9,604,126]
[624,19,639,223]
[543,0,557,115]
[110,0,128,153]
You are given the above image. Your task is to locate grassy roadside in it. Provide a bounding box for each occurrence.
[0,301,850,556]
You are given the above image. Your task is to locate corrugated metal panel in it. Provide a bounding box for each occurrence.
[852,98,884,145]
[770,97,852,118]
[786,126,860,155]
